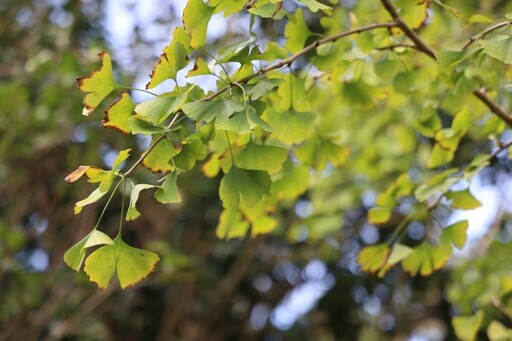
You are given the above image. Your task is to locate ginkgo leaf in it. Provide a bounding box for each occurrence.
[186,58,212,78]
[401,242,452,276]
[266,108,315,145]
[147,27,190,89]
[217,104,275,134]
[277,74,311,111]
[102,92,135,135]
[271,164,310,200]
[251,215,278,237]
[141,137,178,173]
[368,207,392,224]
[74,187,109,214]
[440,220,469,249]
[182,99,245,123]
[235,141,288,173]
[446,189,481,210]
[133,91,189,124]
[173,136,207,170]
[113,149,131,170]
[63,229,113,271]
[480,35,512,65]
[414,168,458,202]
[248,3,287,19]
[211,0,247,17]
[219,166,272,208]
[427,144,455,169]
[65,165,97,183]
[76,51,120,116]
[246,78,283,100]
[452,311,484,341]
[296,0,332,14]
[84,236,159,289]
[357,243,390,273]
[284,8,312,53]
[115,238,160,289]
[126,184,155,221]
[84,243,116,289]
[183,0,215,49]
[216,208,250,239]
[377,243,414,277]
[154,172,181,204]
[128,116,166,135]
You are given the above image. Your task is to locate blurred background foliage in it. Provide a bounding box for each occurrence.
[2,0,512,340]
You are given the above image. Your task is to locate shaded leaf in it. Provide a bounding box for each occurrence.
[141,137,178,173]
[128,116,167,135]
[154,172,181,204]
[235,141,288,173]
[267,108,315,145]
[74,187,109,214]
[480,35,512,65]
[126,184,155,221]
[182,99,245,123]
[368,207,392,224]
[173,136,208,170]
[219,166,272,208]
[133,91,189,124]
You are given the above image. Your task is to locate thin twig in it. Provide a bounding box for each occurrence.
[379,0,512,126]
[461,20,511,50]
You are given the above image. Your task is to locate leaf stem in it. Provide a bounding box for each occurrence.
[118,179,128,235]
[120,85,158,97]
[93,178,125,230]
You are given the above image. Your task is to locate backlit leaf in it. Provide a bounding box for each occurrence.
[401,242,452,276]
[440,220,469,249]
[246,78,283,100]
[74,187,109,214]
[446,189,481,210]
[414,168,458,202]
[76,51,120,116]
[284,8,313,53]
[84,243,116,289]
[113,149,131,170]
[173,136,207,170]
[102,92,135,135]
[183,0,215,49]
[147,27,190,89]
[368,207,392,224]
[116,238,160,289]
[186,58,212,78]
[128,116,166,135]
[64,230,113,271]
[357,243,390,273]
[297,0,332,14]
[133,91,189,124]
[251,215,278,237]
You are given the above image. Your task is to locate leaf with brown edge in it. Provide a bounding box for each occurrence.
[147,27,190,89]
[102,92,135,135]
[141,137,178,173]
[183,0,215,49]
[76,51,120,116]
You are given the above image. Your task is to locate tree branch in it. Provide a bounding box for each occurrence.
[461,20,511,50]
[379,0,512,126]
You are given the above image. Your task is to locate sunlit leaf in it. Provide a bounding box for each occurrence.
[126,184,155,221]
[102,92,135,135]
[65,165,96,183]
[183,0,215,49]
[74,187,109,214]
[414,168,458,202]
[357,243,390,273]
[297,0,332,14]
[440,220,469,249]
[133,91,189,124]
[246,78,283,100]
[128,116,166,135]
[76,51,120,116]
[401,242,452,276]
[147,27,190,89]
[368,207,392,224]
[446,189,481,210]
[115,238,160,289]
[113,149,131,170]
[487,320,512,341]
[186,58,212,78]
[63,230,113,271]
[284,8,312,53]
[84,243,116,289]
[154,172,181,204]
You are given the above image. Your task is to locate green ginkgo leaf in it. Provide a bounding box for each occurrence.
[357,243,390,273]
[267,108,315,145]
[480,35,512,65]
[154,172,181,204]
[182,99,245,123]
[141,137,178,173]
[446,189,482,210]
[133,91,189,125]
[173,136,207,170]
[216,208,250,239]
[102,92,135,135]
[187,58,213,78]
[128,116,166,135]
[440,220,469,249]
[183,0,215,49]
[284,8,312,53]
[112,149,131,170]
[296,0,332,14]
[126,184,155,221]
[219,166,271,208]
[401,242,452,276]
[76,51,120,116]
[235,141,288,173]
[84,236,159,289]
[63,230,113,271]
[74,187,109,214]
[452,311,484,341]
